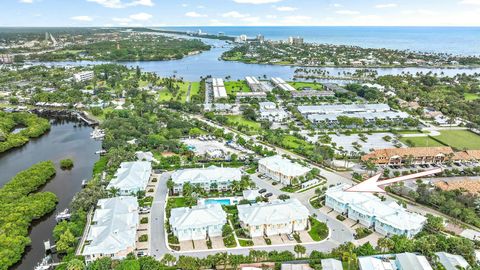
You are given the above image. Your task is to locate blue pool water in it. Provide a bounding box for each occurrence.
[204,199,233,205]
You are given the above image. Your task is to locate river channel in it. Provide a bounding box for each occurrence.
[0,119,101,270]
[35,38,480,81]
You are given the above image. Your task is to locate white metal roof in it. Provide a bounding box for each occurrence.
[238,199,310,226]
[258,155,311,177]
[298,103,391,115]
[171,165,242,185]
[358,257,395,270]
[434,252,470,270]
[107,161,151,193]
[83,196,138,256]
[395,253,433,270]
[170,204,227,230]
[327,184,426,231]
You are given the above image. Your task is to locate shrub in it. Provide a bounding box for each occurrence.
[141,217,148,224]
[60,159,74,170]
[336,215,346,221]
[139,234,148,242]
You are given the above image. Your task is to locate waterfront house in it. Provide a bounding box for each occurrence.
[237,199,309,237]
[325,184,426,238]
[169,204,227,241]
[83,196,139,263]
[107,161,152,195]
[171,165,242,194]
[258,155,311,185]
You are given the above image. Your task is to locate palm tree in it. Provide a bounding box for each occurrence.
[108,187,120,197]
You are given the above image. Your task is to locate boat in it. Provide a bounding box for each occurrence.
[55,209,71,222]
[34,255,52,270]
[81,179,88,188]
[95,149,107,155]
[90,128,105,140]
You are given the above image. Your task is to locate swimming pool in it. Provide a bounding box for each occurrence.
[204,199,232,205]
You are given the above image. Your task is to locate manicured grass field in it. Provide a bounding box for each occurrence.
[225,115,261,130]
[400,130,480,150]
[289,82,324,90]
[399,136,445,147]
[224,80,251,96]
[434,130,480,150]
[157,81,199,102]
[464,93,480,101]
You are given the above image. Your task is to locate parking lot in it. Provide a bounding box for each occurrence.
[377,161,480,178]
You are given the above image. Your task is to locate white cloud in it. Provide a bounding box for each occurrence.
[86,0,154,9]
[242,16,261,22]
[71,15,94,21]
[222,11,250,18]
[281,15,312,25]
[19,0,34,3]
[181,3,188,7]
[460,0,480,5]
[129,12,152,21]
[276,6,298,11]
[266,14,277,19]
[332,3,343,8]
[185,11,208,17]
[233,0,283,4]
[336,10,360,15]
[375,3,398,8]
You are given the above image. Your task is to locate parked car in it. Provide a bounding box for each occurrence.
[287,234,294,241]
[264,192,273,198]
[259,188,267,194]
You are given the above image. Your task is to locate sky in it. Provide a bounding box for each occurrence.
[1,0,480,27]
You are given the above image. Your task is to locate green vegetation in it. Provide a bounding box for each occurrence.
[225,115,261,132]
[139,234,148,242]
[35,33,211,61]
[239,239,254,247]
[222,42,480,67]
[0,112,51,153]
[60,158,74,170]
[0,161,58,269]
[308,217,329,241]
[92,156,108,175]
[354,227,373,240]
[378,73,480,127]
[400,130,480,150]
[464,93,480,101]
[224,80,251,95]
[289,81,324,90]
[400,136,445,147]
[434,130,480,150]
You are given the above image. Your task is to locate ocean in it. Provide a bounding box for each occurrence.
[159,26,480,56]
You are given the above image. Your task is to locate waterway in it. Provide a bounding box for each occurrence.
[35,38,480,81]
[0,119,101,270]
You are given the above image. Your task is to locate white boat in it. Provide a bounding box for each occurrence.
[95,150,107,155]
[55,209,71,222]
[34,255,52,270]
[90,129,105,140]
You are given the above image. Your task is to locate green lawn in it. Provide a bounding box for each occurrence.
[464,93,480,101]
[434,130,480,150]
[225,115,261,130]
[308,217,329,241]
[167,197,196,208]
[157,81,199,102]
[400,136,446,147]
[400,130,480,150]
[224,80,251,96]
[289,82,324,90]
